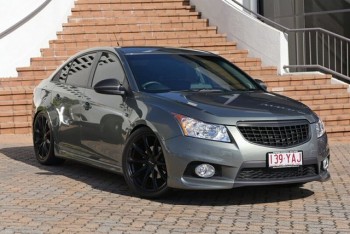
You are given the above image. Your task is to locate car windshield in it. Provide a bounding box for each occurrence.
[125,53,260,93]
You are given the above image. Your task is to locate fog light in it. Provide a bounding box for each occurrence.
[195,164,215,178]
[322,158,329,170]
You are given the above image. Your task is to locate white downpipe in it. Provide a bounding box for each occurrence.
[190,0,289,74]
[0,0,75,77]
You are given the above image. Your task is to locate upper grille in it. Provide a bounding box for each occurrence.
[237,121,310,147]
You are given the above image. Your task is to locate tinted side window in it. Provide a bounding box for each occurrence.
[66,53,96,87]
[92,52,125,87]
[52,62,72,83]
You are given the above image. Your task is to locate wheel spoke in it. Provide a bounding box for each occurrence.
[151,169,158,189]
[42,142,48,156]
[132,143,148,159]
[142,136,152,156]
[41,116,45,132]
[131,164,148,178]
[141,167,153,188]
[38,142,45,156]
[157,166,167,181]
[153,138,159,156]
[128,157,148,164]
[34,138,42,146]
[38,142,43,152]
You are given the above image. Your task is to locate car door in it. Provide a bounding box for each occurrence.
[80,51,129,168]
[52,52,97,157]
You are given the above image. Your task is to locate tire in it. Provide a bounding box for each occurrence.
[122,127,170,198]
[33,112,65,165]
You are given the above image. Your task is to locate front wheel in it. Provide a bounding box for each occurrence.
[122,127,170,198]
[33,112,64,165]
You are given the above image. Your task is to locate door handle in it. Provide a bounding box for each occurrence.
[83,102,92,110]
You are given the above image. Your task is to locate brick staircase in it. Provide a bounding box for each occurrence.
[0,0,349,138]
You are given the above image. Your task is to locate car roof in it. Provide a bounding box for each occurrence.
[116,46,214,56]
[69,46,215,59]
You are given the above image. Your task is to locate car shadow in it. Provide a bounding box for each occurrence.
[0,146,315,206]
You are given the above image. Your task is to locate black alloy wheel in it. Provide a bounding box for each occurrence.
[123,127,169,198]
[33,112,64,165]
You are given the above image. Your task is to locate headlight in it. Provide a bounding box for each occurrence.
[174,114,230,142]
[316,118,326,138]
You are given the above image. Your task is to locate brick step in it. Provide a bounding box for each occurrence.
[72,4,194,12]
[68,12,201,22]
[50,40,236,49]
[42,41,237,59]
[70,7,196,18]
[65,17,208,27]
[56,27,219,40]
[73,2,190,10]
[62,22,210,34]
[326,126,350,138]
[310,103,350,116]
[76,0,188,3]
[229,57,262,67]
[256,74,333,87]
[0,122,31,134]
[0,110,32,123]
[0,87,34,101]
[75,0,190,8]
[43,36,230,57]
[270,84,348,96]
[322,114,350,127]
[49,33,227,46]
[0,77,40,87]
[0,99,32,111]
[31,57,67,68]
[46,42,238,56]
[212,49,250,58]
[238,66,277,76]
[16,67,55,79]
[294,93,350,105]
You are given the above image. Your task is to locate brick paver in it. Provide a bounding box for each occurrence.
[0,135,349,233]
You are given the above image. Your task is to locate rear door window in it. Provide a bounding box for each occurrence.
[65,53,97,87]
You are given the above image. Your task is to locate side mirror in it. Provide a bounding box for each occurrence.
[255,79,267,90]
[94,79,126,95]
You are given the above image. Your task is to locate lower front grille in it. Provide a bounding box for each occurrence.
[236,165,317,181]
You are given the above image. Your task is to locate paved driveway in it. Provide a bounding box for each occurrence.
[0,135,349,233]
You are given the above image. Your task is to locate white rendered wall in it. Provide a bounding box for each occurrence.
[190,0,289,74]
[0,0,75,77]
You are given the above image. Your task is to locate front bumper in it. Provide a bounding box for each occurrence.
[163,125,330,190]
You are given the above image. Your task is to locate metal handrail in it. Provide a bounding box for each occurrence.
[0,0,52,39]
[230,0,350,83]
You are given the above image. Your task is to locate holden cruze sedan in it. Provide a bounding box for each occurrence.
[33,47,330,198]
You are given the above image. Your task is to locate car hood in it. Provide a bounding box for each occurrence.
[145,91,317,125]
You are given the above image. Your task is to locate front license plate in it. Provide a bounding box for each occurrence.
[268,151,303,168]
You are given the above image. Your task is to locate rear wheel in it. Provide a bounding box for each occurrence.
[33,112,64,165]
[123,127,169,198]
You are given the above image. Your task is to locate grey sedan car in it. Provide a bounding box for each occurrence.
[33,47,330,198]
